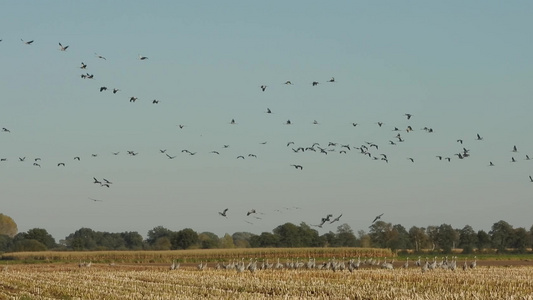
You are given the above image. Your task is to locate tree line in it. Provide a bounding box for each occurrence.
[0,215,532,254]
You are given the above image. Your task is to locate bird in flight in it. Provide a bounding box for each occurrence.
[476,133,483,141]
[330,214,342,224]
[112,88,120,94]
[408,158,415,163]
[1,128,10,133]
[284,81,293,85]
[80,62,87,69]
[260,85,267,91]
[89,197,103,202]
[95,53,106,60]
[129,97,138,103]
[327,77,335,83]
[21,39,34,45]
[529,175,533,183]
[266,108,272,114]
[166,154,176,159]
[57,163,65,166]
[312,81,319,86]
[405,113,413,120]
[19,157,26,162]
[247,209,256,216]
[512,145,518,152]
[138,54,148,60]
[230,119,236,125]
[290,164,303,170]
[59,42,69,51]
[372,213,384,223]
[219,208,228,218]
[100,87,107,92]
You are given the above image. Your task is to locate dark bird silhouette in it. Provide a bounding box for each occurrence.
[285,120,291,125]
[21,39,34,45]
[112,152,120,155]
[219,208,228,218]
[408,158,415,163]
[237,156,245,159]
[290,164,303,170]
[1,128,10,133]
[248,154,257,158]
[178,124,185,129]
[372,213,384,223]
[230,119,236,125]
[405,113,413,120]
[266,108,272,114]
[19,157,25,162]
[511,157,516,162]
[529,175,533,183]
[260,85,267,91]
[74,156,81,161]
[138,54,148,60]
[166,154,176,159]
[312,81,319,86]
[329,214,342,224]
[436,156,443,160]
[327,77,335,82]
[33,163,41,168]
[80,62,87,69]
[476,133,483,141]
[512,145,518,152]
[57,163,65,166]
[95,53,106,60]
[152,100,159,104]
[93,177,101,184]
[100,87,107,92]
[59,42,69,51]
[247,209,256,216]
[89,197,103,202]
[352,123,358,127]
[377,122,384,127]
[457,139,463,144]
[103,178,112,184]
[159,149,167,153]
[112,88,120,94]
[284,81,292,85]
[129,97,137,103]
[210,151,220,155]
[287,142,294,147]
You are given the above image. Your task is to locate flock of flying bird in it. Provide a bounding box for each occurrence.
[1,37,532,233]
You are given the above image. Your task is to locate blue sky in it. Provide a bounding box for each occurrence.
[1,1,532,241]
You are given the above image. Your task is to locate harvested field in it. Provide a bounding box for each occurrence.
[1,260,533,299]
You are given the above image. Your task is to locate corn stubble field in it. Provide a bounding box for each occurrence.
[1,249,533,300]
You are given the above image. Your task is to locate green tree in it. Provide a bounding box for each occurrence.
[459,225,478,254]
[147,226,174,246]
[153,237,171,250]
[490,220,514,252]
[273,223,302,247]
[121,231,144,250]
[512,227,530,253]
[476,230,491,252]
[232,232,255,248]
[357,230,371,248]
[336,224,357,247]
[388,224,411,251]
[11,236,47,252]
[250,232,279,248]
[65,228,97,250]
[0,213,17,238]
[172,228,199,250]
[219,233,235,248]
[368,221,393,248]
[0,234,13,252]
[22,228,56,249]
[408,226,429,252]
[198,232,219,249]
[435,224,458,253]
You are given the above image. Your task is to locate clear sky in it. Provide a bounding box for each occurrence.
[1,1,532,241]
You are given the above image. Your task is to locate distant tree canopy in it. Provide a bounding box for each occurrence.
[1,219,533,253]
[0,213,18,238]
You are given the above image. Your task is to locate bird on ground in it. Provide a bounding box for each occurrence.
[330,214,342,224]
[59,42,69,51]
[526,155,531,160]
[21,39,34,45]
[219,208,228,218]
[372,213,384,223]
[290,164,303,170]
[138,54,148,60]
[511,157,516,163]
